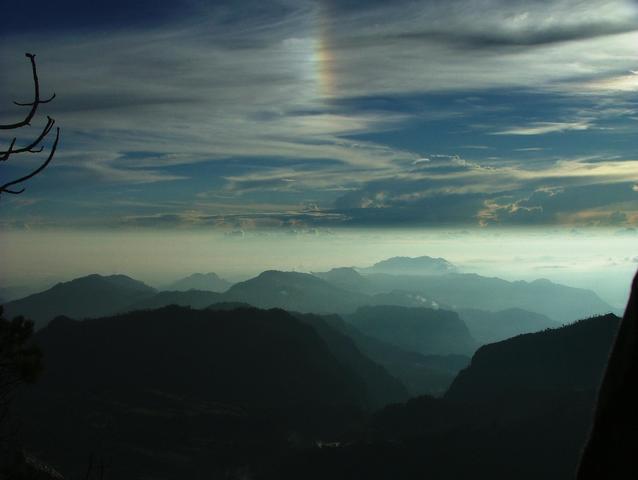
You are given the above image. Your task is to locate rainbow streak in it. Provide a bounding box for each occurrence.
[315,2,336,98]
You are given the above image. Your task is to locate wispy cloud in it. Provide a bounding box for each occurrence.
[2,0,638,230]
[576,71,638,93]
[492,121,593,135]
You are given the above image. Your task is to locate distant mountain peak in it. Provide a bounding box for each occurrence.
[58,273,154,292]
[360,256,457,275]
[166,272,231,293]
[4,273,156,328]
[184,272,222,280]
[324,267,362,276]
[224,270,369,314]
[312,267,367,290]
[255,270,322,283]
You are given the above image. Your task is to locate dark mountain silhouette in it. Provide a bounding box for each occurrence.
[3,274,156,328]
[207,301,253,310]
[578,271,638,479]
[31,305,368,407]
[458,307,560,345]
[446,313,620,402]
[223,270,369,314]
[18,305,379,479]
[292,313,409,407]
[347,305,476,355]
[123,289,223,311]
[359,256,457,275]
[165,272,231,292]
[362,273,613,322]
[269,313,622,480]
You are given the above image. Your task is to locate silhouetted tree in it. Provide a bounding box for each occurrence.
[1,53,59,196]
[0,306,42,414]
[0,305,43,475]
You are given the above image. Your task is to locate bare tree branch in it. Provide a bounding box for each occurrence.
[0,127,59,195]
[0,53,59,197]
[0,117,55,160]
[0,53,55,130]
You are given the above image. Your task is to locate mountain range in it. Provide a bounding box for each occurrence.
[314,264,612,322]
[3,259,614,347]
[357,273,612,322]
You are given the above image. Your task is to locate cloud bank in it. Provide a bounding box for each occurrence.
[1,0,637,230]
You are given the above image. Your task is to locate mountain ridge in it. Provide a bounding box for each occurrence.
[358,256,458,275]
[3,274,156,328]
[165,272,231,293]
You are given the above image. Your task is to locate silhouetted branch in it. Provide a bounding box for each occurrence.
[0,116,55,160]
[0,53,59,196]
[0,54,55,130]
[0,127,59,195]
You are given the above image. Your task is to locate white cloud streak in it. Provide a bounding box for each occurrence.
[492,120,593,135]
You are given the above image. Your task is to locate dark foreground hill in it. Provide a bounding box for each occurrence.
[347,305,476,355]
[268,314,621,480]
[3,274,156,328]
[17,306,404,479]
[446,313,620,402]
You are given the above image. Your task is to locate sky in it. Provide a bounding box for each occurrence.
[1,0,637,301]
